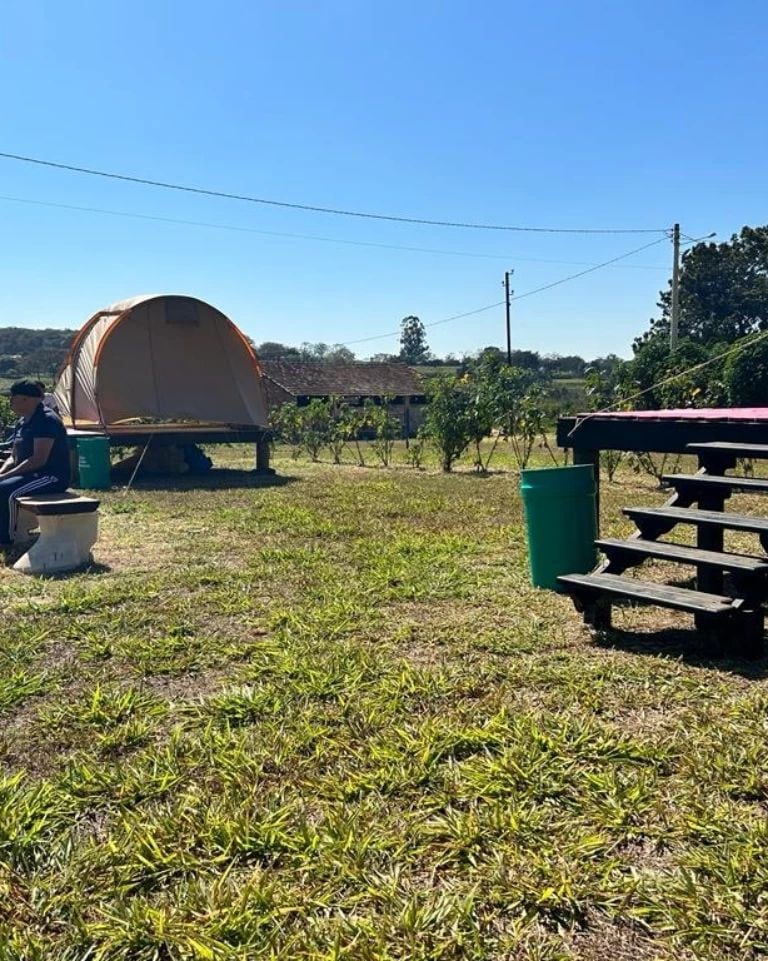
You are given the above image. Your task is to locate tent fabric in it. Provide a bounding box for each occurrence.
[54,295,268,428]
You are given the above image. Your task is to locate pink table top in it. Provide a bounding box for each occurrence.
[579,408,768,422]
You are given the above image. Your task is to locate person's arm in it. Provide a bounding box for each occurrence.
[0,438,54,479]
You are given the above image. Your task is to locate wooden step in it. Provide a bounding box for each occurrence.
[625,505,768,536]
[662,473,768,495]
[596,538,768,574]
[688,442,768,461]
[558,572,735,615]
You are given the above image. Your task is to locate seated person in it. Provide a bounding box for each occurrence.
[0,380,70,546]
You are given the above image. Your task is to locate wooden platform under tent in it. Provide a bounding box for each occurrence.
[65,422,272,473]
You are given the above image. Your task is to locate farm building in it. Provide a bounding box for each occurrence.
[261,361,427,436]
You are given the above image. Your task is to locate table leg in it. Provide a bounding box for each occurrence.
[574,447,600,535]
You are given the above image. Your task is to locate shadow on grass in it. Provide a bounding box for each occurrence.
[2,556,113,577]
[592,626,768,679]
[110,469,300,492]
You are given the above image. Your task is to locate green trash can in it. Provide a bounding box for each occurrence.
[520,464,597,590]
[77,435,111,490]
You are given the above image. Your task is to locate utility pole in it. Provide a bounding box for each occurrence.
[504,269,514,364]
[670,223,681,349]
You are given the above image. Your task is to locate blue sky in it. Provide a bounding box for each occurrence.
[1,1,766,359]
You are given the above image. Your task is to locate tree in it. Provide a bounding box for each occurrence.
[541,354,586,378]
[398,316,430,365]
[725,337,768,406]
[476,346,505,370]
[584,354,623,376]
[639,225,768,347]
[325,345,356,364]
[626,337,727,410]
[298,342,357,363]
[256,341,301,359]
[422,372,473,472]
[508,349,541,371]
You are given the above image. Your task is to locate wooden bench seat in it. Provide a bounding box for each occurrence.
[688,442,768,461]
[662,473,768,496]
[596,537,768,575]
[624,505,768,545]
[557,571,763,656]
[558,572,736,615]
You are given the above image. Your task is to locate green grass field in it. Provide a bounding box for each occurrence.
[1,442,766,959]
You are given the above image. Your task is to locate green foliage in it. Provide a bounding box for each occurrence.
[422,372,474,472]
[625,337,727,411]
[404,432,426,470]
[255,340,301,359]
[642,224,768,346]
[469,359,550,471]
[296,399,331,462]
[272,399,399,466]
[0,327,76,380]
[724,335,768,406]
[422,364,553,473]
[398,315,431,365]
[325,399,356,465]
[0,395,14,434]
[364,399,400,467]
[269,403,304,458]
[270,399,340,462]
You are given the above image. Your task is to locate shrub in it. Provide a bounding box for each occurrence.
[422,374,474,472]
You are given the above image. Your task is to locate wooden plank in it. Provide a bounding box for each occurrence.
[596,537,768,573]
[662,473,768,494]
[558,572,734,614]
[688,442,768,460]
[624,506,768,534]
[66,425,268,446]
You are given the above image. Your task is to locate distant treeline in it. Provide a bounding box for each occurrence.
[0,327,77,381]
[0,324,615,386]
[256,340,619,378]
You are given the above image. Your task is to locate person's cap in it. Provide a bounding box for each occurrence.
[3,380,44,398]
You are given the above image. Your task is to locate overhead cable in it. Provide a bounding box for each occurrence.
[342,236,667,347]
[0,194,669,269]
[0,151,668,235]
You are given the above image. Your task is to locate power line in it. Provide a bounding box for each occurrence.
[343,301,506,346]
[0,194,671,270]
[0,151,668,235]
[342,236,667,347]
[509,236,667,303]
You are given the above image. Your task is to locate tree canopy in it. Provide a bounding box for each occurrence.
[398,316,431,365]
[640,225,768,347]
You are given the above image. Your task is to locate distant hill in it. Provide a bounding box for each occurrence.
[0,327,77,381]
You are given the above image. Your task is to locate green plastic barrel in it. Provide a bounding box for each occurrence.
[520,464,597,590]
[77,435,111,490]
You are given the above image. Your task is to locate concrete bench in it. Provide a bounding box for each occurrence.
[13,492,100,574]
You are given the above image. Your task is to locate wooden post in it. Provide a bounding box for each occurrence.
[254,433,273,474]
[403,396,411,447]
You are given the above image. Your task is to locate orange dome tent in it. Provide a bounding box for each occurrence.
[54,295,268,429]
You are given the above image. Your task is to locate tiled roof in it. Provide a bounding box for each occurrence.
[260,360,424,397]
